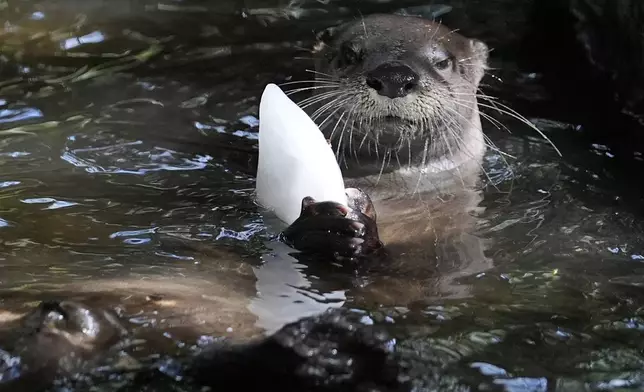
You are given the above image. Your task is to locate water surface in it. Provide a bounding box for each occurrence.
[2,1,644,390]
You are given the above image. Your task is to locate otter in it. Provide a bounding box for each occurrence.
[0,300,417,391]
[0,301,460,392]
[279,14,492,301]
[0,300,127,391]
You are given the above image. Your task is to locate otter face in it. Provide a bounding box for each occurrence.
[0,301,127,389]
[18,300,127,363]
[312,14,488,165]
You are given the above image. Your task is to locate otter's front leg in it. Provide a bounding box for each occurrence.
[281,188,383,261]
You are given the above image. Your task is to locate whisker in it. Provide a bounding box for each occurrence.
[438,108,500,191]
[440,100,516,160]
[376,149,392,184]
[297,91,347,109]
[445,90,512,134]
[413,138,430,195]
[315,98,353,128]
[476,100,562,156]
[283,85,341,96]
[334,105,359,165]
[293,45,315,53]
[305,69,334,78]
[484,140,516,159]
[331,104,356,142]
[438,120,465,188]
[439,105,511,192]
[447,97,515,146]
[279,79,338,87]
[453,76,556,158]
[327,111,347,159]
[311,95,351,120]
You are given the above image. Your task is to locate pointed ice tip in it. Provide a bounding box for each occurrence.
[261,83,280,98]
[255,83,347,225]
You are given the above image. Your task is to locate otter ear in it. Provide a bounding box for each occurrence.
[469,39,489,85]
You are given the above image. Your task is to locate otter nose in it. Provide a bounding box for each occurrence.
[365,63,419,99]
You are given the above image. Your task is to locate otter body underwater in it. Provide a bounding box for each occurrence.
[0,300,455,392]
[280,14,493,294]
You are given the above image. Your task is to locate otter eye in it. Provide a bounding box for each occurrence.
[434,57,451,70]
[339,42,362,67]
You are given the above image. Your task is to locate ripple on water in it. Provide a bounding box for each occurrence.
[109,227,158,246]
[0,348,21,382]
[494,377,548,392]
[0,107,43,124]
[0,182,21,188]
[61,133,213,175]
[20,197,79,210]
[3,5,644,390]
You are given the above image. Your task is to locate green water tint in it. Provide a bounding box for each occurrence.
[1,1,644,390]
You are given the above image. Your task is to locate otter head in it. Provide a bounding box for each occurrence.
[0,301,127,389]
[17,300,127,371]
[312,14,489,168]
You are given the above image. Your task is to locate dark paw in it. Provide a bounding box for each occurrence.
[268,308,398,390]
[281,189,383,262]
[188,309,400,392]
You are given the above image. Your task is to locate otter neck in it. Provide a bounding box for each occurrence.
[323,109,486,201]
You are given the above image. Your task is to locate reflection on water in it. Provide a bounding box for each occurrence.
[1,0,644,390]
[250,241,346,335]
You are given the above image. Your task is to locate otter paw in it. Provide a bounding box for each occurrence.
[187,309,398,392]
[281,196,382,262]
[269,308,397,390]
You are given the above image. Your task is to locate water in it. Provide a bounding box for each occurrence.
[2,1,644,390]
